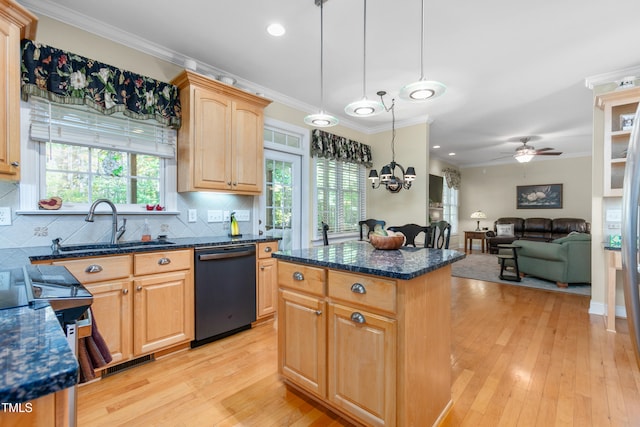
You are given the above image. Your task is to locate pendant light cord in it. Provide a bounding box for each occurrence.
[419,0,425,80]
[362,0,368,98]
[320,0,326,111]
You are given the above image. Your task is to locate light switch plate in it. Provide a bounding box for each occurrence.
[0,207,11,226]
[235,210,250,221]
[188,209,197,223]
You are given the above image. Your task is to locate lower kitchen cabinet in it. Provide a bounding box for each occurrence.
[327,303,396,427]
[133,270,192,355]
[278,289,326,397]
[256,241,279,320]
[84,279,132,365]
[46,249,194,369]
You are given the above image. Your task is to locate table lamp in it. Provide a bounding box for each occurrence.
[470,210,487,231]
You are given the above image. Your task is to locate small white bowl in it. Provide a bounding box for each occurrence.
[219,75,236,86]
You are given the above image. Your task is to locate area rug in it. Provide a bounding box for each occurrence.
[450,253,591,296]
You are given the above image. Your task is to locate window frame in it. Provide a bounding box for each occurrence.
[442,182,459,235]
[314,157,367,240]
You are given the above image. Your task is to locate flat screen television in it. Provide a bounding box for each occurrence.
[429,174,443,204]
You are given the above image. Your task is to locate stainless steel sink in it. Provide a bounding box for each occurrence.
[56,240,175,252]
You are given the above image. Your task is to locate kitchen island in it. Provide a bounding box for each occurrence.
[273,241,465,427]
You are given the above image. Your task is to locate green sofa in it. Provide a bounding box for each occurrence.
[511,232,591,287]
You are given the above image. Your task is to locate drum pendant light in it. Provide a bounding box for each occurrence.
[344,0,383,117]
[304,0,339,127]
[399,0,446,101]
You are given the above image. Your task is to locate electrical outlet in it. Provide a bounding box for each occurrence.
[0,207,11,226]
[188,209,197,223]
[207,210,223,222]
[235,210,250,221]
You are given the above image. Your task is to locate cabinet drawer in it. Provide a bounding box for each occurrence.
[257,241,278,259]
[134,249,192,276]
[278,261,325,296]
[328,270,396,314]
[53,255,132,283]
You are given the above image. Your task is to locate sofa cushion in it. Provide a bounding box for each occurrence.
[522,218,552,241]
[551,218,590,239]
[496,223,515,237]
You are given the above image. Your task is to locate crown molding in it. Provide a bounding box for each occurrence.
[585,65,640,90]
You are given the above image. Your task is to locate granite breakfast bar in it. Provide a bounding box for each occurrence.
[273,241,465,427]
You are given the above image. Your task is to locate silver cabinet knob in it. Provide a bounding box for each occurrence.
[85,264,103,273]
[293,272,304,281]
[136,286,142,291]
[122,288,128,295]
[350,283,366,294]
[158,257,171,265]
[10,161,19,167]
[350,312,366,324]
[260,265,265,271]
[264,246,272,253]
[315,310,323,316]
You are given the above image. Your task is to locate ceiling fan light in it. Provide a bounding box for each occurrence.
[399,80,446,102]
[345,97,383,117]
[304,112,339,128]
[515,152,534,163]
[404,166,416,181]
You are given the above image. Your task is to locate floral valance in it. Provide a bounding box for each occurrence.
[311,129,373,167]
[20,39,181,129]
[442,167,461,189]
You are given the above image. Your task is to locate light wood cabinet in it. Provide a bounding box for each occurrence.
[596,87,640,197]
[256,241,279,319]
[171,70,271,194]
[46,249,194,368]
[278,260,452,427]
[0,1,37,181]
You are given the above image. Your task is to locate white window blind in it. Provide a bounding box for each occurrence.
[29,98,176,158]
[316,158,366,234]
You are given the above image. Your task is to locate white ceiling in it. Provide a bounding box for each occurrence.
[17,0,640,167]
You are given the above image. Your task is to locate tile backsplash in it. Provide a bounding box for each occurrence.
[0,181,254,249]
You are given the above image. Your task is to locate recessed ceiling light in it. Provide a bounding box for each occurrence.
[267,23,286,37]
[448,152,456,156]
[432,145,440,149]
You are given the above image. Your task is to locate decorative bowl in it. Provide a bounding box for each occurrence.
[369,233,405,250]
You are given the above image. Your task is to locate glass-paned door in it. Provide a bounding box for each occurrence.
[260,150,301,250]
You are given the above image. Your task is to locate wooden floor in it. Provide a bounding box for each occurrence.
[78,277,640,426]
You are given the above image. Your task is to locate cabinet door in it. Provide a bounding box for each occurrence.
[257,257,278,319]
[0,18,21,179]
[328,303,397,427]
[85,280,133,365]
[133,271,193,355]
[193,87,232,190]
[278,289,326,398]
[231,99,264,194]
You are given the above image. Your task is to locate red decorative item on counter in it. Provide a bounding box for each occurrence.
[145,204,164,211]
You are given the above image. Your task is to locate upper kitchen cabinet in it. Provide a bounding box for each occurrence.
[171,70,272,194]
[0,0,37,181]
[596,86,640,197]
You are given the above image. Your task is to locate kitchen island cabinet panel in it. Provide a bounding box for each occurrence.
[278,289,326,398]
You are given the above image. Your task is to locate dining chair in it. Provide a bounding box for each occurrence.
[321,221,329,246]
[358,219,386,240]
[387,224,432,247]
[429,221,451,249]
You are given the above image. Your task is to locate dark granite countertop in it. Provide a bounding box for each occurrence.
[0,304,78,403]
[0,235,280,268]
[272,241,465,280]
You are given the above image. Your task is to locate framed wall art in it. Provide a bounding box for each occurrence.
[516,184,563,209]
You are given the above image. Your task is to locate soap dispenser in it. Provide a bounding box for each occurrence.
[141,219,151,241]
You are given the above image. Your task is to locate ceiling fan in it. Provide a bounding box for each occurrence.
[509,137,562,163]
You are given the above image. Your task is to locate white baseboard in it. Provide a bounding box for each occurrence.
[589,300,627,318]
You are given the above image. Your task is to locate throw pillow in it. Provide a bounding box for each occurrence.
[496,224,514,237]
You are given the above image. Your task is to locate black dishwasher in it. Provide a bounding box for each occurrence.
[192,244,256,347]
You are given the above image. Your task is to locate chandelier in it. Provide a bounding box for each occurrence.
[368,91,416,193]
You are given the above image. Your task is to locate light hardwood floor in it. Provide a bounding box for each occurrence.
[78,277,640,426]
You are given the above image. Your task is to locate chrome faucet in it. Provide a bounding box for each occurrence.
[85,199,126,244]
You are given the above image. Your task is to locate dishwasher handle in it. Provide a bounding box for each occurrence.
[198,248,255,261]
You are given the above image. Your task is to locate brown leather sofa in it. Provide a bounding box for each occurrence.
[485,217,590,254]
